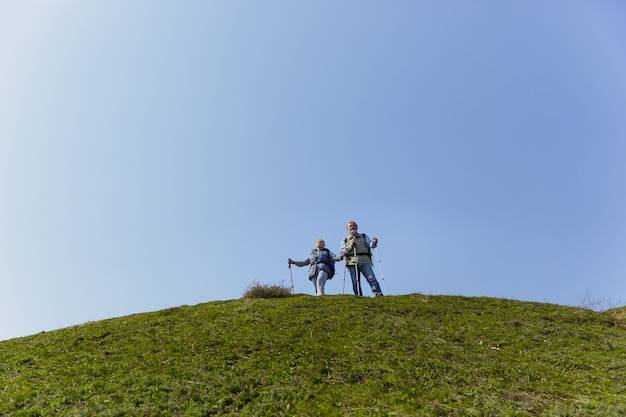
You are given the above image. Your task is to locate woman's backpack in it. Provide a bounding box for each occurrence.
[315,248,335,279]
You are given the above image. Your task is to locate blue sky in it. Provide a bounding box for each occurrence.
[1,1,625,341]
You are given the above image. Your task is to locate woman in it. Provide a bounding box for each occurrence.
[288,239,338,295]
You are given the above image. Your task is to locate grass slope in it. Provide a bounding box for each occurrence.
[1,294,626,416]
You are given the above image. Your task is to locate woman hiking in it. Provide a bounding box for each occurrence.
[288,239,339,295]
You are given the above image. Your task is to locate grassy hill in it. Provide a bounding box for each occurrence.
[1,294,626,416]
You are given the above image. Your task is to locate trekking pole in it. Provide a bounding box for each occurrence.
[354,246,362,296]
[342,257,347,295]
[288,263,294,295]
[375,247,387,295]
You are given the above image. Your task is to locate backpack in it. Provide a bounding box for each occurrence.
[317,248,335,279]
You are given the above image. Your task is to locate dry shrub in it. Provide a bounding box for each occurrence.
[243,280,292,298]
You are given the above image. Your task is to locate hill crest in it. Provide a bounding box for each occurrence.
[2,294,626,416]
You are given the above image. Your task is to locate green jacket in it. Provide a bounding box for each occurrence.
[340,233,375,265]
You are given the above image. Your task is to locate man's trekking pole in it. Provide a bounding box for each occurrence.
[375,247,387,295]
[354,246,362,296]
[288,263,294,295]
[342,257,347,295]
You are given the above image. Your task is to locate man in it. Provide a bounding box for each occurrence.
[340,221,383,297]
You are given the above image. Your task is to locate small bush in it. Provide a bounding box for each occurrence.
[243,280,292,298]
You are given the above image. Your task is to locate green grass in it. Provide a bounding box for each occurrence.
[2,294,626,416]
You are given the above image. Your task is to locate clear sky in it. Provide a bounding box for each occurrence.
[1,1,625,341]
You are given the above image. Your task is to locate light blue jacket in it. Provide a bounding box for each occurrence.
[291,248,338,279]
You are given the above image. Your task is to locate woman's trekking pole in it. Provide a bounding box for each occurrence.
[375,247,387,295]
[288,263,294,295]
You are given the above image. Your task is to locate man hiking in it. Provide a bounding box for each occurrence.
[340,221,383,297]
